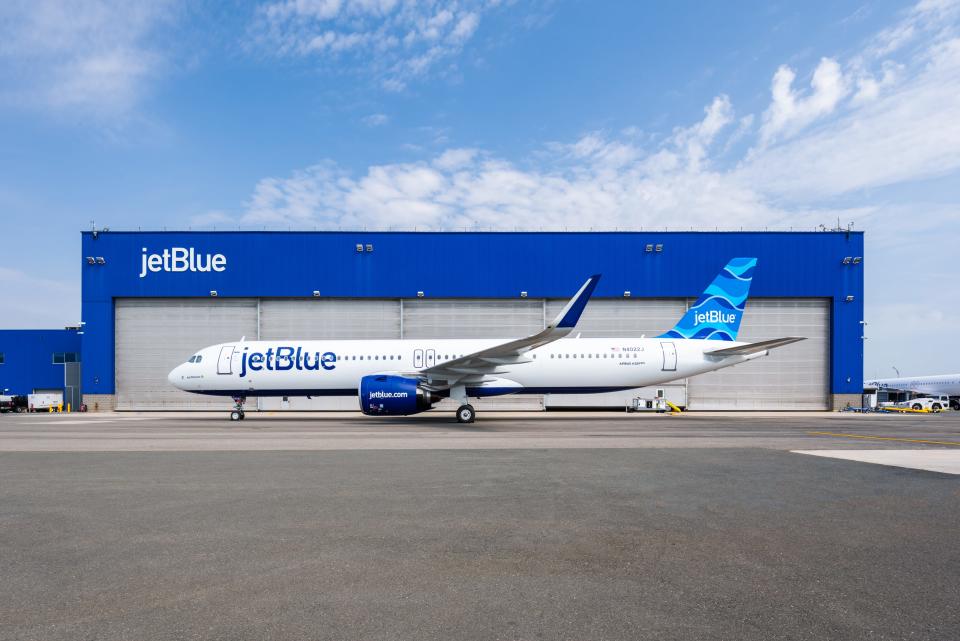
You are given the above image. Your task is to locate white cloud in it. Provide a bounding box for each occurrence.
[759,58,848,145]
[851,60,902,105]
[0,0,177,118]
[219,0,960,234]
[248,1,529,90]
[362,113,389,126]
[741,37,960,200]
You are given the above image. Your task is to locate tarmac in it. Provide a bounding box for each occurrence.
[0,411,958,640]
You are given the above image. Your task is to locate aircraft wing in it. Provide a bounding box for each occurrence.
[704,336,805,357]
[410,274,601,390]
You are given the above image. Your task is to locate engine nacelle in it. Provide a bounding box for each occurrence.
[359,374,437,416]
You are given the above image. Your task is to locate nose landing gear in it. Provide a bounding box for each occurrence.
[230,396,246,421]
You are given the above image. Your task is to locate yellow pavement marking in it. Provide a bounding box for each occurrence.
[808,431,960,447]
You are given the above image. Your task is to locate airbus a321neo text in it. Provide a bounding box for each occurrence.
[168,258,803,422]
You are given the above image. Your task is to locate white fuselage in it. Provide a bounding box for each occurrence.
[866,374,960,397]
[168,337,765,398]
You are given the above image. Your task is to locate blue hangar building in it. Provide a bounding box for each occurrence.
[52,230,863,412]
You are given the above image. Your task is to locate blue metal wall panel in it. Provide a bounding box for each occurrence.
[80,231,865,395]
[0,329,81,396]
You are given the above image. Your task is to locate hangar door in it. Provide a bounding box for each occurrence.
[115,299,258,410]
[686,298,830,410]
[402,299,545,410]
[258,299,401,410]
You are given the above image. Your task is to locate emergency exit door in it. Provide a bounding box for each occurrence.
[660,341,677,371]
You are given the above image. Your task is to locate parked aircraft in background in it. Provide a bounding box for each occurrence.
[865,374,960,410]
[168,258,804,422]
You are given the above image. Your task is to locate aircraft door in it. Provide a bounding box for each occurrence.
[426,349,435,368]
[414,349,424,368]
[660,342,677,372]
[217,345,234,375]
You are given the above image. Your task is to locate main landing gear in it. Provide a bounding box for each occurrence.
[230,396,246,421]
[456,404,476,424]
[450,385,475,424]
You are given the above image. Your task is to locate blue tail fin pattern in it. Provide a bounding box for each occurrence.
[659,258,756,341]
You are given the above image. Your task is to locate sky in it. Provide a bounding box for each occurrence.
[0,0,958,378]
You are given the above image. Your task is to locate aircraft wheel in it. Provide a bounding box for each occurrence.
[456,404,476,424]
[230,410,242,421]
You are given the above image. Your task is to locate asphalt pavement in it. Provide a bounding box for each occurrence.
[0,411,958,640]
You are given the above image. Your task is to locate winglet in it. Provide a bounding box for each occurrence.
[551,274,601,329]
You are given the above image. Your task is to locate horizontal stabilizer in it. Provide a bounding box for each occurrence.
[705,336,805,357]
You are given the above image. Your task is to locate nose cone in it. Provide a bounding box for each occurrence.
[167,365,183,389]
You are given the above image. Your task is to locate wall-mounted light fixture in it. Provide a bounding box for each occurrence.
[210,290,218,297]
[356,244,364,252]
[95,257,105,264]
[842,256,852,264]
[645,244,653,252]
[365,244,373,252]
[520,291,528,298]
[655,244,663,252]
[623,291,631,298]
[852,256,862,264]
[844,295,855,302]
[85,257,95,264]
[312,290,320,297]
[417,291,424,297]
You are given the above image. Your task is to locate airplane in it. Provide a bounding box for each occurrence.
[864,374,960,410]
[167,258,804,422]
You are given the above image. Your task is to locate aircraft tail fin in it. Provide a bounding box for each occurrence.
[659,257,756,341]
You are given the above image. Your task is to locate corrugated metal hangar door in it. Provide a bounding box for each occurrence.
[686,299,830,410]
[113,296,829,411]
[115,299,258,409]
[258,299,401,410]
[402,299,546,410]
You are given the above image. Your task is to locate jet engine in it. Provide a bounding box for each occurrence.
[359,374,438,416]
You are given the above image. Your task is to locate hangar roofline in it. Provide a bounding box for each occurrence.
[81,229,864,236]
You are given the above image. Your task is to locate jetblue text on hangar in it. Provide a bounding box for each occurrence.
[238,348,337,378]
[139,247,227,278]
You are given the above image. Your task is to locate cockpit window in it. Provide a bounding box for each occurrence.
[187,355,203,364]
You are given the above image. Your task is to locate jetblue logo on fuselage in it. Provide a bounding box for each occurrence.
[238,347,336,378]
[693,310,737,326]
[139,247,226,278]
